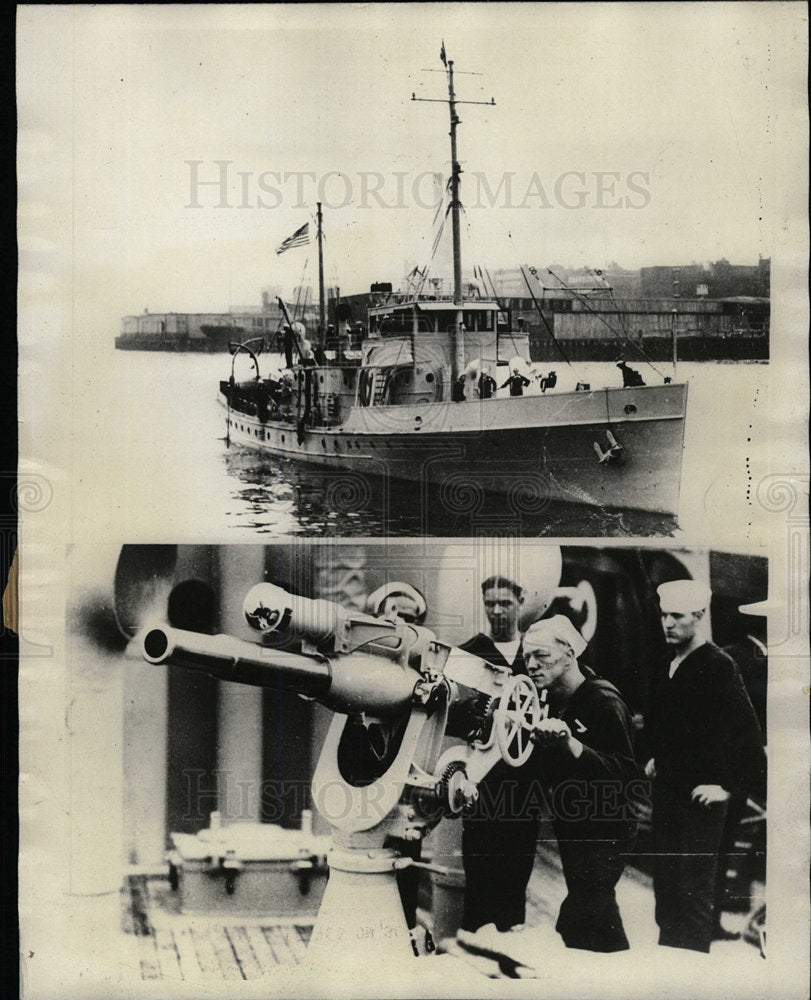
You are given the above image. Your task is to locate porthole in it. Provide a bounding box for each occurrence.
[425,372,435,383]
[624,404,637,416]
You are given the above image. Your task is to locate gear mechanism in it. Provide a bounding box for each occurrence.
[436,760,478,815]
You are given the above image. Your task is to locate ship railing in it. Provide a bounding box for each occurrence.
[369,291,491,308]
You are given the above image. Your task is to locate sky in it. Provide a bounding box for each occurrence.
[18,3,809,319]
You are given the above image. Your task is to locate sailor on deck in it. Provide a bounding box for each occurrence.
[646,580,763,953]
[459,576,538,933]
[525,616,639,952]
[452,373,468,402]
[617,361,645,387]
[537,370,557,393]
[501,368,531,397]
[478,367,497,399]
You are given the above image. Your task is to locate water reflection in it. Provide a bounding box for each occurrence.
[222,446,676,537]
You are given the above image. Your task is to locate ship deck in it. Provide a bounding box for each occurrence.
[124,872,315,980]
[122,842,765,983]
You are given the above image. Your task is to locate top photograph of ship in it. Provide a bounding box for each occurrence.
[112,34,771,539]
[217,47,689,518]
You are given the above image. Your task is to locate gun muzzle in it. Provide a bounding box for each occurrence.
[141,625,421,716]
[142,625,331,698]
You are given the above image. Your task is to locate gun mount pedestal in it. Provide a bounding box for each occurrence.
[306,846,415,966]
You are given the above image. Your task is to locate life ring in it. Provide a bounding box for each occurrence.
[358,368,374,407]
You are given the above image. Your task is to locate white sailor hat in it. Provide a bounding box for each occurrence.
[523,615,587,658]
[738,599,770,617]
[657,580,712,613]
[366,581,427,624]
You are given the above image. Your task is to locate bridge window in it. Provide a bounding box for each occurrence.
[463,310,494,332]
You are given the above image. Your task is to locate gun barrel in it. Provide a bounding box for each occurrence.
[142,626,331,699]
[141,625,421,716]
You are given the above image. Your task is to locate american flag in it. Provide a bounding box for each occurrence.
[276,222,310,255]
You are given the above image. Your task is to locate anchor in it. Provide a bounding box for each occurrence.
[593,430,624,465]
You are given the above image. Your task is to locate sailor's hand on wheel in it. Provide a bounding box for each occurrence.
[691,784,730,806]
[644,758,656,779]
[531,717,571,745]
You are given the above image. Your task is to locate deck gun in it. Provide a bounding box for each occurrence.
[140,582,541,963]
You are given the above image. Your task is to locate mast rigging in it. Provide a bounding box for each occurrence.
[412,47,495,382]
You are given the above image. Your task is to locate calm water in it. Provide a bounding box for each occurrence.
[92,349,769,540]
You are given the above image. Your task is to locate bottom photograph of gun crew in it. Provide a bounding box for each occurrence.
[69,541,768,981]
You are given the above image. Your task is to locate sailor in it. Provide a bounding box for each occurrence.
[645,580,763,953]
[337,323,353,364]
[452,373,468,402]
[365,581,427,627]
[282,325,295,369]
[278,371,295,421]
[501,367,531,397]
[263,376,283,416]
[723,601,767,736]
[712,600,768,940]
[525,616,638,952]
[478,368,498,400]
[616,360,645,387]
[459,576,540,933]
[299,339,317,367]
[538,370,558,393]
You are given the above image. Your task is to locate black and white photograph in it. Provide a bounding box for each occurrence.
[15,4,808,999]
[17,4,803,542]
[65,541,769,993]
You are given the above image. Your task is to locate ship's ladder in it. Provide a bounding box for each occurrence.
[372,372,389,406]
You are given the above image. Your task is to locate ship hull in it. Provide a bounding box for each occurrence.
[219,383,687,515]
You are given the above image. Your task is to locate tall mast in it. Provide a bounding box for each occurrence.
[317,201,326,343]
[412,46,495,383]
[447,61,463,307]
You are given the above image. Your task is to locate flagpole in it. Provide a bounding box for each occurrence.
[317,202,326,346]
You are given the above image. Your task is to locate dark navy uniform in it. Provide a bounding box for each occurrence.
[459,634,538,932]
[500,373,531,397]
[533,668,639,951]
[647,642,763,952]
